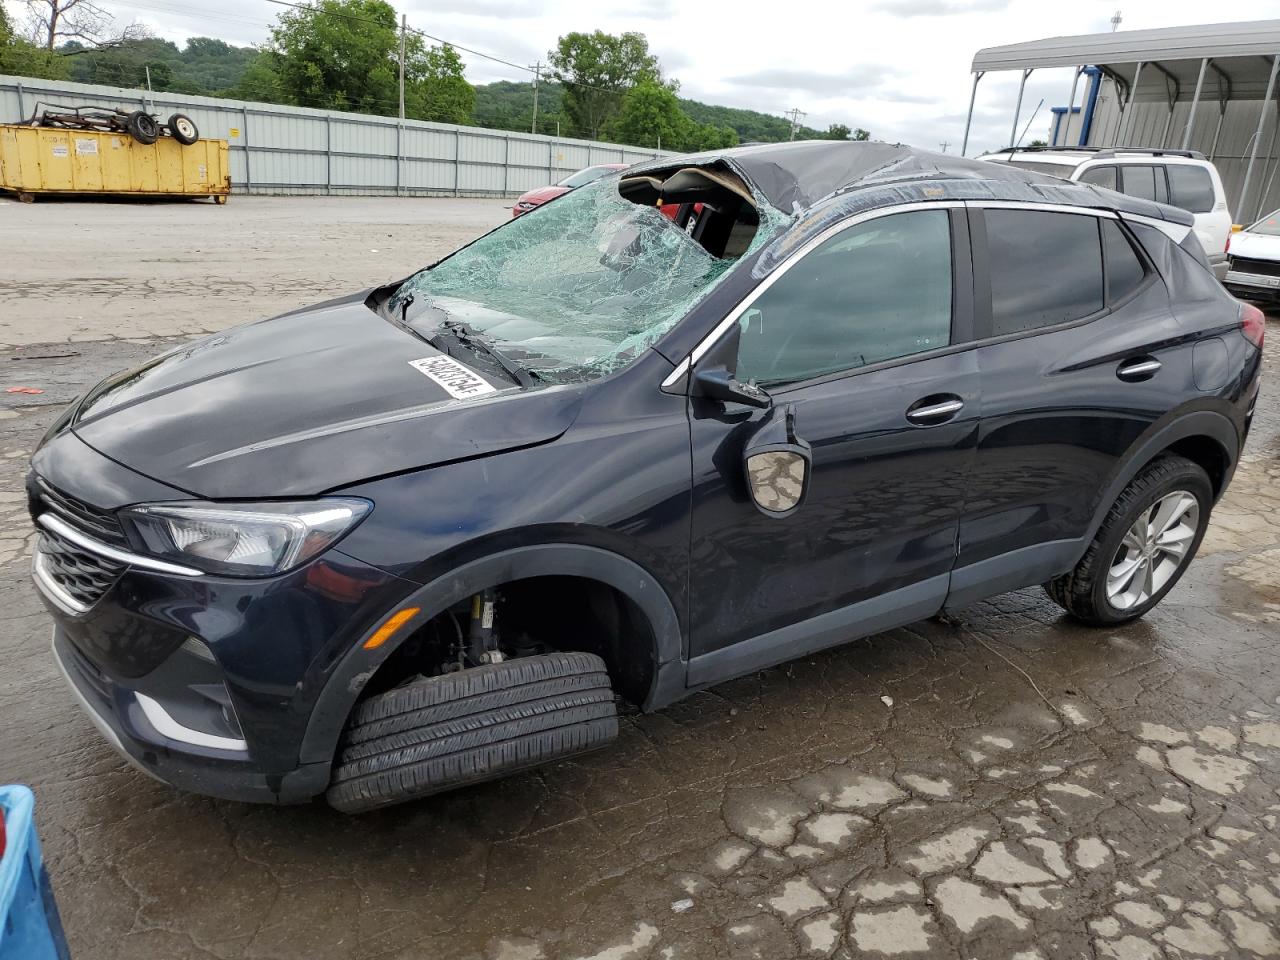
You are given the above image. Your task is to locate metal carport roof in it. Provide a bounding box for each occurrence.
[961,20,1280,219]
[973,20,1280,89]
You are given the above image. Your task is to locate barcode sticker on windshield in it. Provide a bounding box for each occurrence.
[408,355,498,400]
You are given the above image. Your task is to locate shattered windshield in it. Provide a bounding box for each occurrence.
[389,177,781,382]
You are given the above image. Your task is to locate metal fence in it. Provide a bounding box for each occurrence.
[0,74,668,197]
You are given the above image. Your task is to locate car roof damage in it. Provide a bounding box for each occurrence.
[625,141,1195,279]
[626,140,1195,224]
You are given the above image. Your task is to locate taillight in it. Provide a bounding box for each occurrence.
[1240,301,1266,348]
[1225,232,1231,253]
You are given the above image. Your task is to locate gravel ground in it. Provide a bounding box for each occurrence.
[2,197,1280,960]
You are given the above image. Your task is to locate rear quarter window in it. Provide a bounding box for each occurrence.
[1119,165,1169,204]
[1166,165,1216,214]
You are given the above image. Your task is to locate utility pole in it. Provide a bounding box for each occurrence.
[1111,9,1122,31]
[785,107,806,140]
[398,13,407,120]
[144,66,154,113]
[939,140,950,153]
[530,61,541,134]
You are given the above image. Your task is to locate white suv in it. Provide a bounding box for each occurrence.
[977,148,1232,279]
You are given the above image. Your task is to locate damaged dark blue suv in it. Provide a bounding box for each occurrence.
[29,142,1262,812]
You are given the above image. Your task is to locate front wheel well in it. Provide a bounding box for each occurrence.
[359,575,658,708]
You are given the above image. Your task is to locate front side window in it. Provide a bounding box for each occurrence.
[1079,165,1117,190]
[1166,165,1215,214]
[735,209,953,387]
[985,209,1104,336]
[1119,165,1169,204]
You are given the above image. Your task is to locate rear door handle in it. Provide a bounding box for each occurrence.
[1117,357,1161,382]
[906,395,964,426]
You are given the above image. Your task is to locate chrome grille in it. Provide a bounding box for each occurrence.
[30,476,128,548]
[35,525,124,611]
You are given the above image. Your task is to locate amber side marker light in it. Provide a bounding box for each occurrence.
[363,607,421,650]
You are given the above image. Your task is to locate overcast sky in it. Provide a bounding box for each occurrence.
[9,0,1280,153]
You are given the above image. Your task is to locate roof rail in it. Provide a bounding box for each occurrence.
[991,145,1206,160]
[1091,146,1206,160]
[988,146,1101,155]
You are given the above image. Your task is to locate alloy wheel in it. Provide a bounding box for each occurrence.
[1106,490,1200,611]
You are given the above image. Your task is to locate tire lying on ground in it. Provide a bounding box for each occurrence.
[327,651,618,814]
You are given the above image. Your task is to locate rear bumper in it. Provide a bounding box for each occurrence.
[50,627,330,804]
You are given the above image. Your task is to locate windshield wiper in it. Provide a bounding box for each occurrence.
[396,295,538,389]
[437,319,539,389]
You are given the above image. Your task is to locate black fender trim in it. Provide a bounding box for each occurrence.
[945,410,1238,611]
[1086,409,1238,546]
[298,544,685,768]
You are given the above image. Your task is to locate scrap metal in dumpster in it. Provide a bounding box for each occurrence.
[0,785,70,960]
[0,124,230,203]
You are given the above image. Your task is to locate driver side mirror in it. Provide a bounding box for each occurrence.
[743,405,811,517]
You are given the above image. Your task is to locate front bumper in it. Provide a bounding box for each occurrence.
[28,434,416,803]
[50,627,329,803]
[1225,268,1280,300]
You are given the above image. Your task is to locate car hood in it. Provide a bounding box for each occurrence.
[1231,231,1280,261]
[517,185,569,204]
[71,292,583,499]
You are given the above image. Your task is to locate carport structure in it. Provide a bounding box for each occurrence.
[964,20,1280,221]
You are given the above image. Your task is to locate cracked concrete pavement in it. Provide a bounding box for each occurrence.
[2,197,1280,959]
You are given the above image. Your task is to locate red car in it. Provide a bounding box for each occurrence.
[512,163,629,217]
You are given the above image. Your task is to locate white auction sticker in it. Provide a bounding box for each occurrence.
[408,355,498,400]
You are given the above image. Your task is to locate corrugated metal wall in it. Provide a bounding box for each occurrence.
[0,74,667,197]
[1086,78,1280,224]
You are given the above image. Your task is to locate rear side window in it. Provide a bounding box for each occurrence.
[1119,165,1169,204]
[1167,165,1215,214]
[1079,165,1117,190]
[1102,220,1147,302]
[735,209,953,386]
[985,209,1104,336]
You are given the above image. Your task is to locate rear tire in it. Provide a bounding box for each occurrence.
[1044,455,1212,626]
[326,651,618,814]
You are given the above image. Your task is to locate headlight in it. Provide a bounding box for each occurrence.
[121,499,371,577]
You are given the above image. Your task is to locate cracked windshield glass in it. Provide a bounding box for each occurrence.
[389,176,778,382]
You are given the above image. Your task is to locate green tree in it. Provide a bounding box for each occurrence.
[824,123,851,140]
[406,43,473,124]
[608,78,689,150]
[265,0,473,121]
[852,127,870,141]
[268,0,401,112]
[0,4,70,79]
[549,30,660,139]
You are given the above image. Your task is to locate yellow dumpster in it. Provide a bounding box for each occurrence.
[0,125,231,203]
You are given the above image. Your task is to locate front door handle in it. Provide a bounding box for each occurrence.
[906,395,964,426]
[1117,357,1161,382]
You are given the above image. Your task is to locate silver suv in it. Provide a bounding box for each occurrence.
[978,147,1233,279]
